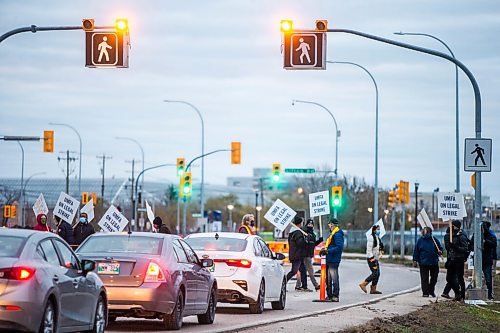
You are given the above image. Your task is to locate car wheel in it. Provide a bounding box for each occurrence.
[249,280,265,314]
[163,291,184,330]
[89,295,106,333]
[197,287,216,324]
[271,278,287,310]
[39,300,56,333]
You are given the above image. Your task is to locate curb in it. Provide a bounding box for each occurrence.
[211,285,421,333]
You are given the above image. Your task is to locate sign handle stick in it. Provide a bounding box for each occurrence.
[319,216,323,238]
[449,221,452,243]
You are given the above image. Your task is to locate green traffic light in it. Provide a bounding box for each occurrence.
[177,168,184,177]
[183,185,191,194]
[273,174,280,182]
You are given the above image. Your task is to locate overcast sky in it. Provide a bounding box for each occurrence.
[1,0,499,203]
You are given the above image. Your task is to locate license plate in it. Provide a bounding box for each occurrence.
[97,262,120,275]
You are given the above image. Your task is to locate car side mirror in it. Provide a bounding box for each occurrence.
[274,253,286,261]
[200,258,214,268]
[81,259,96,274]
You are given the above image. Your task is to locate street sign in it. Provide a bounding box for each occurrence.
[284,168,316,174]
[283,32,326,70]
[264,199,297,232]
[85,30,129,68]
[309,191,330,218]
[464,138,492,172]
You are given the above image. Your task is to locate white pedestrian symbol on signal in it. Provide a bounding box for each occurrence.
[97,36,112,62]
[295,38,311,64]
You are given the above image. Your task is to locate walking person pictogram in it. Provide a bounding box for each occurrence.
[97,36,112,62]
[471,144,486,166]
[295,38,311,64]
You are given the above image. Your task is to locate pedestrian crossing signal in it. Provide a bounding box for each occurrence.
[180,172,192,197]
[315,20,328,32]
[331,186,342,208]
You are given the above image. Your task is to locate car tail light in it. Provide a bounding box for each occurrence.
[3,305,22,311]
[214,259,252,268]
[144,262,166,282]
[0,267,36,280]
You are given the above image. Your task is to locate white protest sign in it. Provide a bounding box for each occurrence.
[417,208,433,230]
[309,190,330,218]
[438,193,467,221]
[32,193,49,216]
[54,192,79,223]
[365,219,386,238]
[264,199,297,232]
[98,205,129,233]
[145,200,155,224]
[81,200,95,223]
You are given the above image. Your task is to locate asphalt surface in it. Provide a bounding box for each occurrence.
[107,259,421,332]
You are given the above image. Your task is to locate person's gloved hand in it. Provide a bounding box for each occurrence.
[369,257,376,263]
[319,249,327,256]
[318,237,324,243]
[412,261,418,268]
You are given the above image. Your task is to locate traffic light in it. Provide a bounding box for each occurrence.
[176,158,185,177]
[404,181,410,204]
[82,19,95,31]
[397,180,410,204]
[81,192,89,205]
[43,130,54,153]
[315,20,328,32]
[91,192,97,205]
[272,163,281,182]
[231,142,241,164]
[3,205,11,218]
[331,186,342,208]
[115,18,129,32]
[10,205,16,218]
[180,172,192,197]
[280,20,293,33]
[388,190,396,208]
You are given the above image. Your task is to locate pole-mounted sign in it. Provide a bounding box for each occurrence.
[464,138,492,172]
[283,32,326,70]
[85,31,129,68]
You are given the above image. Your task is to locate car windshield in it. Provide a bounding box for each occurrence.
[185,237,247,252]
[0,236,25,258]
[77,235,163,255]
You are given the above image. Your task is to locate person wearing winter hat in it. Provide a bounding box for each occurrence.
[73,212,95,246]
[295,219,324,291]
[152,216,171,234]
[443,219,469,301]
[286,216,309,291]
[55,215,74,245]
[33,213,50,232]
[319,218,344,302]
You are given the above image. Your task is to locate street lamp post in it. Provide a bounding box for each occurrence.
[116,136,145,229]
[227,204,234,231]
[415,182,420,248]
[256,206,263,233]
[17,142,24,227]
[164,100,205,225]
[394,32,460,193]
[291,100,340,177]
[326,60,379,225]
[49,123,82,197]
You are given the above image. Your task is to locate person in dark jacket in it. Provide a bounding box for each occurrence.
[413,227,443,297]
[470,220,497,300]
[73,212,95,246]
[295,219,323,291]
[320,218,344,302]
[152,216,172,234]
[286,217,308,291]
[443,220,469,301]
[55,215,74,245]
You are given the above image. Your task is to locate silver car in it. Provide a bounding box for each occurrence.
[76,232,217,330]
[0,229,107,333]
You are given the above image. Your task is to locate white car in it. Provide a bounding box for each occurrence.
[184,232,286,314]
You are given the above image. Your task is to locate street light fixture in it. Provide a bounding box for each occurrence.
[292,100,340,178]
[227,204,234,232]
[164,100,206,226]
[256,205,263,233]
[394,32,460,193]
[326,60,379,225]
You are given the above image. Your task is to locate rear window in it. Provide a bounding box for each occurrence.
[185,237,247,252]
[0,236,25,258]
[77,235,163,255]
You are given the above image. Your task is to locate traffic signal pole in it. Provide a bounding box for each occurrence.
[319,28,483,291]
[389,208,396,259]
[0,24,114,44]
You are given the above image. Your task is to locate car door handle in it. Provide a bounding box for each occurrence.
[53,275,59,282]
[72,279,79,288]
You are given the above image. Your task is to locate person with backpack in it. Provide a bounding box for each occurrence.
[413,227,443,297]
[444,220,470,301]
[359,224,384,294]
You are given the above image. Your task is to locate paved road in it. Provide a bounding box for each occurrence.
[107,260,420,332]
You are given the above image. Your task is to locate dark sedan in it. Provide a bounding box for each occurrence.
[76,232,217,330]
[0,229,107,333]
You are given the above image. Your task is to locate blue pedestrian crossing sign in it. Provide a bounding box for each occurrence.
[464,138,492,172]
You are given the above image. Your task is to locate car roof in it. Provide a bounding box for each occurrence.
[186,232,253,240]
[88,231,179,239]
[0,228,48,238]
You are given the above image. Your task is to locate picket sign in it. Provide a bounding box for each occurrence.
[417,208,433,230]
[98,205,129,232]
[54,192,79,223]
[81,200,95,223]
[365,219,386,238]
[309,191,330,218]
[33,193,49,216]
[145,200,155,223]
[264,199,297,232]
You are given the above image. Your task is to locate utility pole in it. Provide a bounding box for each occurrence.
[96,154,112,204]
[126,159,136,228]
[57,150,76,194]
[400,202,406,260]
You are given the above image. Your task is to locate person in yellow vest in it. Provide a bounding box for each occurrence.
[319,218,344,302]
[238,214,255,235]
